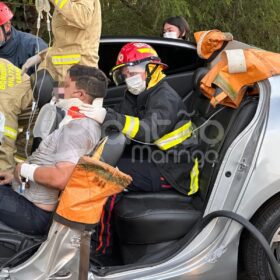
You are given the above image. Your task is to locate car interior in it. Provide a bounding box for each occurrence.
[0,40,259,275]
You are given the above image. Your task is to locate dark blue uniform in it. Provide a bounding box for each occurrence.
[0,27,47,75]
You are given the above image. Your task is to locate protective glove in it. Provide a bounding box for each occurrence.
[35,0,50,14]
[21,54,42,75]
[80,104,107,124]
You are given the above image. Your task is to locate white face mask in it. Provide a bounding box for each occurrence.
[125,74,146,95]
[163,31,178,39]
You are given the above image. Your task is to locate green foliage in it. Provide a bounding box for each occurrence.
[5,0,280,52]
[5,0,37,31]
[101,0,191,36]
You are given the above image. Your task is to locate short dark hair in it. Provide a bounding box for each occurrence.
[68,65,108,98]
[162,16,190,40]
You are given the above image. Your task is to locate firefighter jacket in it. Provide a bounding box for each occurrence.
[39,0,101,83]
[104,80,199,196]
[0,59,32,171]
[0,27,47,75]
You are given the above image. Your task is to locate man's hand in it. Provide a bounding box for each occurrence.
[80,104,107,124]
[21,54,42,75]
[14,163,23,184]
[0,171,14,185]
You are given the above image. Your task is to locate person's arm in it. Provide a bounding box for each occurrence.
[15,161,75,190]
[33,162,75,190]
[50,0,96,29]
[104,92,181,143]
[16,120,100,188]
[21,48,49,75]
[0,171,14,185]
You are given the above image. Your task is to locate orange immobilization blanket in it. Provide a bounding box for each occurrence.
[200,48,280,108]
[194,29,233,59]
[56,156,132,225]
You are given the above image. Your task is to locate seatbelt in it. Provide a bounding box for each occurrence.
[203,97,251,203]
[207,41,229,63]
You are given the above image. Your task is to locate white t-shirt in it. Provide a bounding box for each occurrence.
[23,118,101,205]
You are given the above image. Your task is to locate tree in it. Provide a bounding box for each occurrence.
[5,0,280,52]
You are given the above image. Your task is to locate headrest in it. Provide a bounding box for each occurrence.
[31,70,57,109]
[92,132,127,167]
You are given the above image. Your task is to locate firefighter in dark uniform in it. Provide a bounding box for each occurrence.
[82,42,199,195]
[81,42,200,261]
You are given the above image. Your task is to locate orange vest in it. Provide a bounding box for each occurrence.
[194,30,233,59]
[56,156,132,225]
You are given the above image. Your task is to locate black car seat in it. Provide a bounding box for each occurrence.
[113,74,259,265]
[0,219,47,268]
[31,105,65,153]
[198,95,259,203]
[183,67,209,118]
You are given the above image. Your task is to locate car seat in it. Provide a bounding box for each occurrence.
[113,75,259,265]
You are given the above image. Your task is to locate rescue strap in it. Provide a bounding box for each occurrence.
[4,126,17,140]
[225,49,247,74]
[122,116,193,151]
[55,0,68,9]
[52,54,81,65]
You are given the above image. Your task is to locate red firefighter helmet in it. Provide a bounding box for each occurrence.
[0,3,13,26]
[110,42,167,85]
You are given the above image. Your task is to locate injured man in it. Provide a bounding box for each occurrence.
[0,64,108,235]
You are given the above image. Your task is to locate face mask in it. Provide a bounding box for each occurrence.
[163,31,178,39]
[125,74,146,95]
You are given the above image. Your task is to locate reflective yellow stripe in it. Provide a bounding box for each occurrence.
[122,116,140,138]
[0,62,21,90]
[55,0,68,9]
[0,62,7,90]
[52,54,81,65]
[137,48,158,55]
[154,121,192,151]
[4,126,17,140]
[188,158,199,196]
